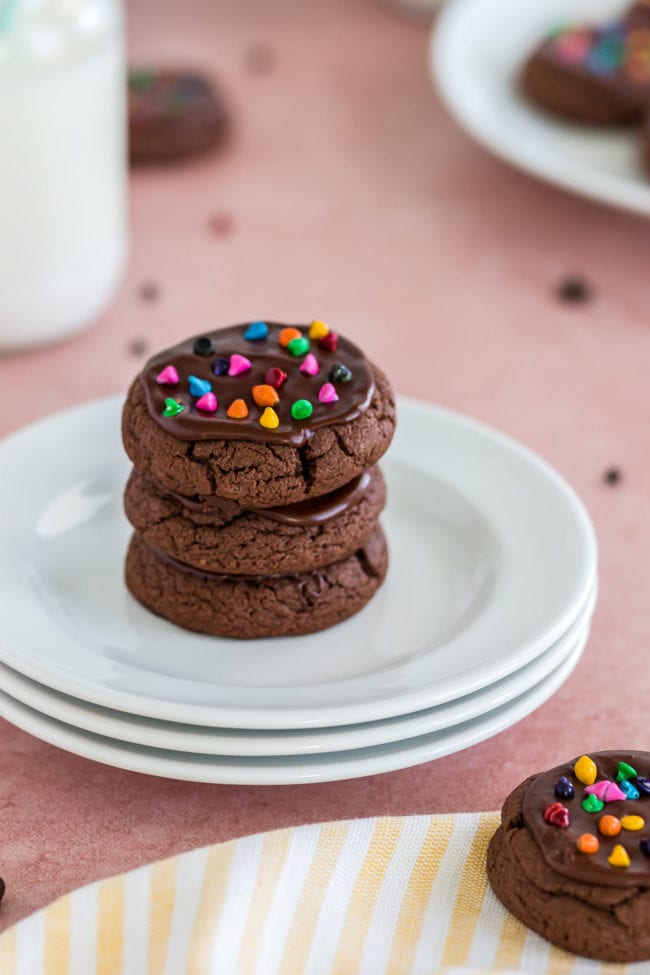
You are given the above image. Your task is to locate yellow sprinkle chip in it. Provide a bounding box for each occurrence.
[608,844,631,868]
[621,815,645,831]
[574,755,597,785]
[259,407,279,430]
[308,320,330,340]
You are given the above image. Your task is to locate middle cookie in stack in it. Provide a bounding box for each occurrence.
[122,320,396,639]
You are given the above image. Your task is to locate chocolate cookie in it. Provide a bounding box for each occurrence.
[124,465,386,575]
[128,68,228,163]
[521,17,650,125]
[488,750,650,962]
[643,105,650,171]
[121,321,396,508]
[627,1,650,30]
[125,525,388,638]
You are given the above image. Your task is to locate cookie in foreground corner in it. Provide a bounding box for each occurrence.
[487,750,650,962]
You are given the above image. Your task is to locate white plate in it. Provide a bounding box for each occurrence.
[0,586,595,756]
[0,626,588,784]
[432,0,650,217]
[0,395,596,729]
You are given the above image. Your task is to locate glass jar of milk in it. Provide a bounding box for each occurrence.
[0,0,126,349]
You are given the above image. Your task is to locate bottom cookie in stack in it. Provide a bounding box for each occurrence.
[124,467,388,638]
[125,524,388,639]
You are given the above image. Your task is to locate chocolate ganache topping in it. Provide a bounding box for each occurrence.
[523,751,650,887]
[156,470,372,526]
[140,322,375,448]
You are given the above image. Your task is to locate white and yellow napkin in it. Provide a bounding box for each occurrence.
[0,813,642,974]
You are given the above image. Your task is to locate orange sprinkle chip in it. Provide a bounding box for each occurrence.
[278,327,301,348]
[576,833,599,855]
[252,384,280,408]
[599,815,622,837]
[226,398,249,419]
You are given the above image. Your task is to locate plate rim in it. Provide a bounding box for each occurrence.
[0,585,596,756]
[431,0,650,218]
[0,627,588,785]
[0,393,597,728]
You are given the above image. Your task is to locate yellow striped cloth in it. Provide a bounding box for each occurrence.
[0,813,641,974]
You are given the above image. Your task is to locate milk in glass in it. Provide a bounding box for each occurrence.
[0,0,126,348]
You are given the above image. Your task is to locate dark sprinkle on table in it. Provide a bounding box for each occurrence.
[138,281,160,302]
[128,338,150,357]
[603,467,622,485]
[244,44,276,74]
[556,276,592,304]
[209,211,235,237]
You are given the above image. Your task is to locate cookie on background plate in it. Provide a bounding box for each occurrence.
[128,68,228,163]
[627,0,650,29]
[488,750,650,962]
[122,322,396,508]
[521,8,650,125]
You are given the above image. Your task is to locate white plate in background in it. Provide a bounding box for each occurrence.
[432,0,650,216]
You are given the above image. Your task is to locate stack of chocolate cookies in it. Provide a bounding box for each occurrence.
[121,321,396,639]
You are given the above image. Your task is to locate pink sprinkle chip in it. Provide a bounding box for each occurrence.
[196,392,217,413]
[156,365,179,385]
[318,382,339,404]
[300,354,320,376]
[228,354,252,377]
[584,781,627,802]
[555,30,592,64]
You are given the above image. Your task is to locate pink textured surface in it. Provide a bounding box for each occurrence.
[0,0,650,933]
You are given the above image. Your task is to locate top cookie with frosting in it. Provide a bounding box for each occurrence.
[141,321,375,447]
[122,321,396,508]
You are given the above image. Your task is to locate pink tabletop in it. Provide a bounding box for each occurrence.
[1,0,650,933]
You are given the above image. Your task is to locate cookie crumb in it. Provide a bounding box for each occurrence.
[138,282,160,303]
[128,338,149,357]
[556,276,592,304]
[209,211,234,237]
[603,466,622,485]
[244,44,276,74]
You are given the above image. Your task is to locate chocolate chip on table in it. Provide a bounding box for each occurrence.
[603,467,622,485]
[244,44,276,74]
[556,276,592,304]
[138,281,160,302]
[128,338,149,357]
[209,211,234,237]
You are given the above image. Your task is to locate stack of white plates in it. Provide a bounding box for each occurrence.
[0,396,597,785]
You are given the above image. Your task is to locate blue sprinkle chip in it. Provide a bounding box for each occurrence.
[244,321,269,341]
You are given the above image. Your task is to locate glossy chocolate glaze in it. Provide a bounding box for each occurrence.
[523,751,650,887]
[140,322,375,447]
[157,470,372,525]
